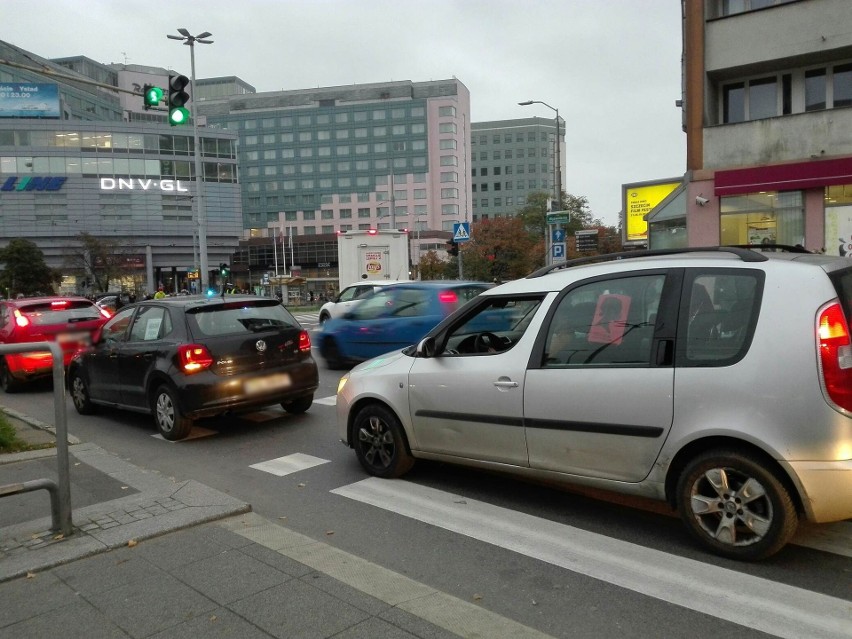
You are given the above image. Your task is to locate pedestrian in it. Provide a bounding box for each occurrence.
[154,285,166,299]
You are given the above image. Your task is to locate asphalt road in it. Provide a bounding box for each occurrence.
[2,317,850,639]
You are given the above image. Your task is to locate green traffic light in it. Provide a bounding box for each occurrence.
[168,106,190,126]
[144,85,163,108]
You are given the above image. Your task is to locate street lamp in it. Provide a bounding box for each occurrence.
[168,28,213,292]
[518,100,562,210]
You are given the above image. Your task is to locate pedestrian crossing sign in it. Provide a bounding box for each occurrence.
[453,222,471,242]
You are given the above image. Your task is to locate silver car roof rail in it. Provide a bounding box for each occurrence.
[526,245,772,279]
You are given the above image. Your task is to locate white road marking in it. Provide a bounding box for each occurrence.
[332,478,851,639]
[220,512,553,639]
[250,452,330,476]
[313,395,337,406]
[151,426,217,442]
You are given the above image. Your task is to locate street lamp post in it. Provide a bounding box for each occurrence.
[518,100,562,210]
[168,28,213,292]
[519,100,562,265]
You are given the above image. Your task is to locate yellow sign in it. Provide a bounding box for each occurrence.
[624,181,680,242]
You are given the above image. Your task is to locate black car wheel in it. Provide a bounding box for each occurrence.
[69,369,97,415]
[0,357,21,393]
[676,449,798,561]
[353,403,414,478]
[152,384,193,441]
[282,394,313,414]
[319,311,330,325]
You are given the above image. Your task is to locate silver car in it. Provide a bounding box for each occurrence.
[337,247,852,561]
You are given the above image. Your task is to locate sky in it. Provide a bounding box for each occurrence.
[3,0,686,228]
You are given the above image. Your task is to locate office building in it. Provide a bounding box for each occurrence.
[470,117,565,220]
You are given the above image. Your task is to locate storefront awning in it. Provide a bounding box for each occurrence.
[715,157,852,197]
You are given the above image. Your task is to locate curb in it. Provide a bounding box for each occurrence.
[0,406,80,465]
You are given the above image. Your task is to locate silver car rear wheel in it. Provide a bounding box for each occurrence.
[676,450,797,561]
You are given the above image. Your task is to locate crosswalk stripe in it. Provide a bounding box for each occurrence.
[332,478,851,639]
[250,453,330,476]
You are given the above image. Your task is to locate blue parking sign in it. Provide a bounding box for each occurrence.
[552,243,565,259]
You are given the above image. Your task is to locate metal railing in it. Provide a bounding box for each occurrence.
[0,341,72,536]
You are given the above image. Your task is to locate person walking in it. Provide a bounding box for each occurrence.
[154,285,166,299]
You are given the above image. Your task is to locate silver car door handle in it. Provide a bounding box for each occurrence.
[493,379,518,388]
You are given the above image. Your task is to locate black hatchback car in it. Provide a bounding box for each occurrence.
[68,295,319,440]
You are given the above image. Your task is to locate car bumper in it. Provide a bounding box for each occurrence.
[177,359,320,419]
[782,459,852,522]
[4,350,74,380]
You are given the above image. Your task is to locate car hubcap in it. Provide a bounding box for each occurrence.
[689,467,773,547]
[156,393,175,433]
[71,377,86,407]
[358,416,394,469]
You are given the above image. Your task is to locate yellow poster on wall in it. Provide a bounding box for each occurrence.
[624,181,681,242]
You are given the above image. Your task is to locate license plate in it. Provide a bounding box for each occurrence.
[57,331,90,345]
[244,373,291,395]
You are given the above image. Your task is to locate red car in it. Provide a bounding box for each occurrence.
[0,296,110,392]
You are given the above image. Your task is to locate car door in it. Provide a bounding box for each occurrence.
[118,305,173,409]
[84,306,136,404]
[523,271,677,482]
[407,295,546,466]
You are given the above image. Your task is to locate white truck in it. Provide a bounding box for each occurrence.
[336,229,410,292]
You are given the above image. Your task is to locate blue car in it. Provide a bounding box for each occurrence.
[318,281,490,369]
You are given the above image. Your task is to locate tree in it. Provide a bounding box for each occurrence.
[418,250,446,281]
[64,232,127,293]
[518,190,596,238]
[0,239,59,297]
[462,217,545,282]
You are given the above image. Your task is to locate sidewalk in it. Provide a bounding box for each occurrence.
[0,410,551,639]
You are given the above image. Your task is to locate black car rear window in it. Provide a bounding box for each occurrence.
[187,301,300,337]
[18,300,101,325]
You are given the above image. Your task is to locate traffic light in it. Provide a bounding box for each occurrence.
[167,75,190,126]
[143,84,163,110]
[446,240,458,257]
[219,263,231,278]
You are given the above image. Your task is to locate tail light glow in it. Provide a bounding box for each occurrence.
[817,302,852,413]
[299,330,312,352]
[13,309,29,328]
[439,291,459,304]
[51,300,68,308]
[177,344,214,374]
[99,306,112,319]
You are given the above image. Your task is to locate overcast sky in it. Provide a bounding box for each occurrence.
[4,0,686,227]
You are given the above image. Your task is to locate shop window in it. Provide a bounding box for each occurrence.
[720,191,804,247]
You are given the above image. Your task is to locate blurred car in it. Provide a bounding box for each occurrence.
[68,295,319,440]
[336,246,852,561]
[318,281,490,369]
[318,280,407,325]
[0,295,110,392]
[95,292,135,315]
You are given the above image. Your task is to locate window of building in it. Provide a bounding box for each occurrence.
[440,171,459,183]
[439,106,456,117]
[440,155,458,166]
[834,63,852,107]
[440,123,458,134]
[494,183,501,191]
[440,139,457,150]
[750,77,778,119]
[806,69,827,111]
[414,189,427,199]
[412,123,425,134]
[442,204,459,215]
[493,150,501,160]
[412,106,425,117]
[303,210,316,220]
[505,149,513,159]
[481,184,489,192]
[392,125,406,135]
[720,191,804,246]
[285,211,297,221]
[335,113,349,124]
[281,132,294,143]
[494,167,502,176]
[355,127,368,138]
[480,199,489,208]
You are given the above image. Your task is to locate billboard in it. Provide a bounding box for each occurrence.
[623,180,681,243]
[0,83,60,118]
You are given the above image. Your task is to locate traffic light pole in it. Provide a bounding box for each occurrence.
[188,42,209,294]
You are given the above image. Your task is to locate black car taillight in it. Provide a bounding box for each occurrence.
[299,330,312,353]
[177,344,214,374]
[817,302,852,413]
